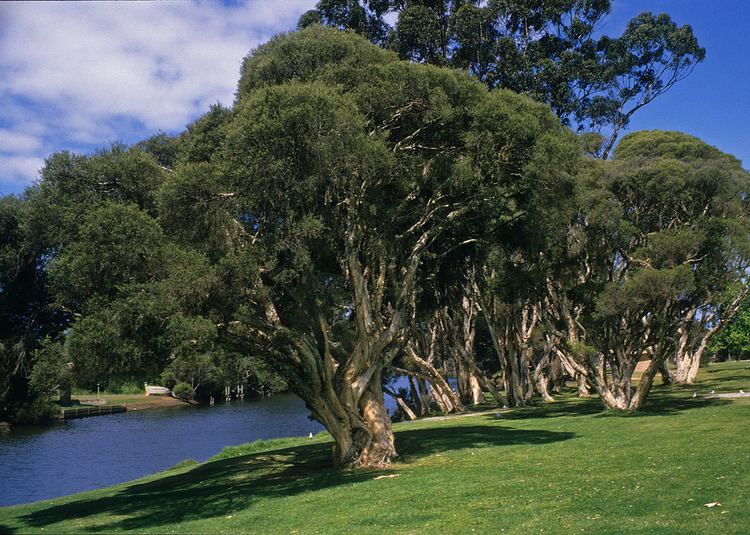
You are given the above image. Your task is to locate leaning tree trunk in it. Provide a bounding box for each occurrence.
[532,337,556,402]
[405,343,464,413]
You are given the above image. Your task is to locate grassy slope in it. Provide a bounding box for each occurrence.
[1,361,748,534]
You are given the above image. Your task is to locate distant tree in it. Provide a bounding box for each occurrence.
[0,195,62,423]
[710,298,750,360]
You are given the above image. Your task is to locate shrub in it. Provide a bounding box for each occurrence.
[172,382,194,401]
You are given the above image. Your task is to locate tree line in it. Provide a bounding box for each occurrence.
[1,23,748,469]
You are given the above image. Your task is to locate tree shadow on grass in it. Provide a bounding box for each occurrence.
[614,395,732,418]
[0,524,17,534]
[20,443,360,532]
[395,425,575,462]
[494,397,603,421]
[19,425,574,532]
[492,390,733,421]
[679,373,750,390]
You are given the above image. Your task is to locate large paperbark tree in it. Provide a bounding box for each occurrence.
[168,26,578,467]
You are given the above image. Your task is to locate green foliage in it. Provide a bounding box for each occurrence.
[177,104,231,165]
[237,24,395,98]
[711,298,750,359]
[171,382,194,402]
[48,203,166,310]
[302,1,705,154]
[6,398,59,425]
[28,338,71,399]
[134,131,182,169]
[0,195,60,423]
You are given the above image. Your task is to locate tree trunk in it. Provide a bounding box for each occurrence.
[405,344,463,413]
[629,355,666,410]
[576,374,590,397]
[416,377,430,415]
[532,347,554,402]
[659,359,672,385]
[534,368,554,402]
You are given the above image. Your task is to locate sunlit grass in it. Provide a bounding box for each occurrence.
[1,361,748,534]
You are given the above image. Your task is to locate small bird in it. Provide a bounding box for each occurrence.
[495,412,503,419]
[710,390,715,395]
[308,432,314,439]
[692,392,697,398]
[741,390,745,395]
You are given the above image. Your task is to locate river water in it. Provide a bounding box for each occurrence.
[0,394,330,507]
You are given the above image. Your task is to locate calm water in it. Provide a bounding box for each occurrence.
[0,394,326,507]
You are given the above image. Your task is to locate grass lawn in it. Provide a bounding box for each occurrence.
[1,361,748,534]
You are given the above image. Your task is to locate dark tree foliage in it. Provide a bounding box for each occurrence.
[0,196,63,423]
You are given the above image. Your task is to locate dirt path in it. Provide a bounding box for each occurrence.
[413,409,505,422]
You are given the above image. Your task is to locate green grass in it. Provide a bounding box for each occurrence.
[2,362,749,534]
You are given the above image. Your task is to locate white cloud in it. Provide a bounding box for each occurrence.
[0,129,43,153]
[0,0,316,193]
[0,155,44,189]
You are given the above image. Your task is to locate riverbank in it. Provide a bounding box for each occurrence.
[73,394,190,412]
[1,361,748,533]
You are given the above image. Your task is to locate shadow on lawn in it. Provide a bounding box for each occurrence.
[496,397,603,420]
[491,389,733,421]
[395,425,574,461]
[19,425,573,532]
[627,394,732,417]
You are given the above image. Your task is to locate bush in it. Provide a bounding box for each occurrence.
[10,398,60,424]
[172,382,194,402]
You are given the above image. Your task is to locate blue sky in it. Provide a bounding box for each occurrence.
[0,0,747,195]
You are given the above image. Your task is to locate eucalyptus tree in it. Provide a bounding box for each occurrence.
[302,1,704,156]
[157,26,578,467]
[569,131,750,409]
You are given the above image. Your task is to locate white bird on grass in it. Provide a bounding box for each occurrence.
[692,392,697,398]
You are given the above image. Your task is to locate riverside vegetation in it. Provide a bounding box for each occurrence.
[0,361,747,533]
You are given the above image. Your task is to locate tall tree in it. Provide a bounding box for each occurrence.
[159,26,578,467]
[302,1,704,155]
